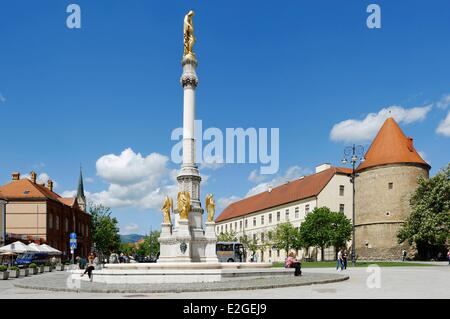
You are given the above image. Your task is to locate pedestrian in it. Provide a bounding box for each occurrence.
[336,249,344,271]
[75,256,80,270]
[285,252,302,276]
[80,253,95,282]
[447,251,450,265]
[402,249,407,262]
[342,250,348,269]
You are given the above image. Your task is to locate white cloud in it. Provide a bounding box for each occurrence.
[87,148,177,210]
[436,111,450,137]
[122,223,140,235]
[246,165,310,197]
[437,94,450,110]
[61,190,77,198]
[330,105,432,143]
[217,196,241,210]
[248,169,267,183]
[85,177,95,183]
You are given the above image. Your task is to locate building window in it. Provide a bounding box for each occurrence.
[48,214,53,229]
[253,234,257,241]
[230,223,232,231]
[388,182,393,190]
[65,218,69,232]
[285,209,289,221]
[56,216,60,230]
[339,185,345,196]
[305,204,310,214]
[261,233,265,242]
[253,217,256,227]
[277,211,280,222]
[268,231,273,240]
[261,215,265,225]
[339,204,345,213]
[295,207,299,219]
[269,250,272,258]
[269,213,272,224]
[234,222,237,230]
[277,250,280,257]
[225,225,228,232]
[245,219,248,228]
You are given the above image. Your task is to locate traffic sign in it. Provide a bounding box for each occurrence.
[70,232,77,239]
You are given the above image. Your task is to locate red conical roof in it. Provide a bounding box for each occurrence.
[357,117,430,172]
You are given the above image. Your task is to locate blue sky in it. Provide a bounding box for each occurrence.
[1,0,449,235]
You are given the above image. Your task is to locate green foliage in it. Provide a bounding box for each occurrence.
[136,230,161,257]
[398,164,450,252]
[241,236,259,258]
[0,265,7,272]
[217,231,237,242]
[272,223,303,254]
[120,243,135,255]
[8,266,19,271]
[89,203,121,257]
[299,207,352,260]
[28,263,37,269]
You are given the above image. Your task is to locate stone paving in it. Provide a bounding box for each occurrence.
[11,270,348,293]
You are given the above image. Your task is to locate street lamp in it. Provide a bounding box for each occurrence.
[341,144,365,267]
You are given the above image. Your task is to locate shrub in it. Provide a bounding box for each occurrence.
[29,263,37,269]
[0,265,7,272]
[8,266,19,271]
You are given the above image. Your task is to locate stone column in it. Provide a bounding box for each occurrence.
[204,222,219,263]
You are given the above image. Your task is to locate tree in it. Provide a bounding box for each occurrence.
[217,231,237,242]
[273,223,302,257]
[136,230,161,258]
[241,236,259,261]
[299,207,351,261]
[119,243,135,256]
[398,164,450,259]
[89,203,121,258]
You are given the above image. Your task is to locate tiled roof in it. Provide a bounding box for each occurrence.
[0,178,75,207]
[357,117,430,172]
[0,190,5,201]
[215,167,351,223]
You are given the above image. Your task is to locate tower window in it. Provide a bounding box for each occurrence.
[339,185,345,196]
[388,182,393,190]
[339,204,345,213]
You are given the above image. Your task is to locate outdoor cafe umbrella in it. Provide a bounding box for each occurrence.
[0,241,33,254]
[40,244,62,255]
[0,252,17,266]
[27,243,43,253]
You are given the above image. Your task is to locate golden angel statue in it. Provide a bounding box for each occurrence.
[161,196,173,224]
[177,191,191,220]
[205,194,216,222]
[183,10,196,56]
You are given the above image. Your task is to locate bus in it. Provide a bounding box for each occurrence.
[216,242,245,262]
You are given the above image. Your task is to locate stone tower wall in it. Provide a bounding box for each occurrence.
[355,164,429,260]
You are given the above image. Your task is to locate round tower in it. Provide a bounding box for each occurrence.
[355,118,430,260]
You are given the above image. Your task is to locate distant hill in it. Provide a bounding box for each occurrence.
[120,234,144,243]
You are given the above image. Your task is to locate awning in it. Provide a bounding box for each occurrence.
[0,241,34,254]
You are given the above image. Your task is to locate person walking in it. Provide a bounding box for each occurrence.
[80,253,95,282]
[336,249,344,271]
[285,252,302,276]
[402,249,407,262]
[447,251,450,265]
[342,250,348,269]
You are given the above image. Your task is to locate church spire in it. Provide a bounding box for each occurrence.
[76,167,86,212]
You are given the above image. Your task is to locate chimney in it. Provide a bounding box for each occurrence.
[30,171,37,183]
[47,179,54,192]
[407,137,414,152]
[268,185,272,193]
[315,163,332,174]
[12,172,20,181]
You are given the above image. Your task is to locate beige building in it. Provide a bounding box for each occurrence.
[355,118,430,260]
[0,171,91,258]
[0,191,6,246]
[215,164,353,262]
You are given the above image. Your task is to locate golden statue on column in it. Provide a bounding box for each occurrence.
[161,196,173,224]
[183,10,196,57]
[205,194,216,222]
[177,191,191,220]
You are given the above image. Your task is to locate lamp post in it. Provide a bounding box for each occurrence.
[341,144,365,267]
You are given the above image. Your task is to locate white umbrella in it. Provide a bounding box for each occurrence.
[27,243,41,253]
[40,244,62,255]
[0,241,33,254]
